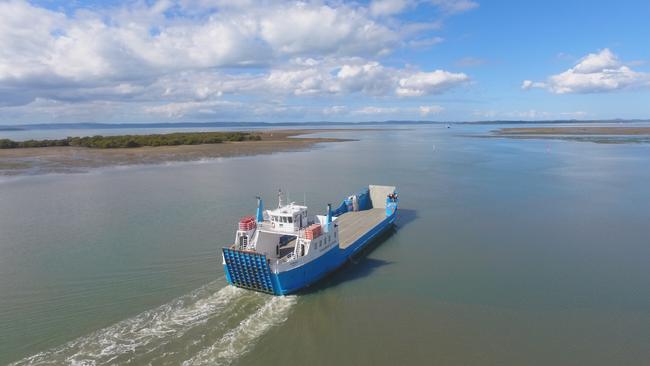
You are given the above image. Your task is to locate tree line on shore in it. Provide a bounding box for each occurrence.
[0,132,262,149]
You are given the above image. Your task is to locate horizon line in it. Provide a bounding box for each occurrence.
[2,118,650,131]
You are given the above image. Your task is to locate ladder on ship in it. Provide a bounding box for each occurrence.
[238,235,251,250]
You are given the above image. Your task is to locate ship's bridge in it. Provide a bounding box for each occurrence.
[265,203,308,233]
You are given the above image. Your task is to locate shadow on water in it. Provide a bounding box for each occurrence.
[299,225,399,295]
[394,208,417,230]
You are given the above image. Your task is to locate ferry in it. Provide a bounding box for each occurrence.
[222,185,398,295]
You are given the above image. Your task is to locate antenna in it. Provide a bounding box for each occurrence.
[278,188,283,208]
[303,192,306,206]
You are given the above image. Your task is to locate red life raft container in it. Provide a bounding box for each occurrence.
[238,216,256,231]
[305,224,322,240]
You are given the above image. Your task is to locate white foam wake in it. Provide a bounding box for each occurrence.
[182,295,297,366]
[11,282,256,366]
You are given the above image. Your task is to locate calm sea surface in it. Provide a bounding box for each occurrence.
[1,125,650,365]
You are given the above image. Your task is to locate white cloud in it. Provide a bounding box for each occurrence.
[348,104,446,118]
[144,100,241,118]
[419,105,444,115]
[523,49,650,94]
[352,106,400,115]
[572,48,620,73]
[147,58,466,99]
[335,61,396,95]
[266,66,334,96]
[521,80,546,90]
[504,109,552,119]
[370,0,479,17]
[472,109,588,120]
[322,105,347,115]
[370,0,412,16]
[559,111,588,118]
[396,70,469,96]
[265,59,468,97]
[0,0,475,123]
[260,2,398,56]
[0,0,400,87]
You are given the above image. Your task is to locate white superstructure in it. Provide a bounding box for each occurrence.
[233,192,339,274]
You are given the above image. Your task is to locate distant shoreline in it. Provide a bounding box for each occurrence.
[0,130,352,176]
[2,119,650,131]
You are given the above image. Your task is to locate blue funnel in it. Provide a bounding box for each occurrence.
[324,203,332,233]
[256,197,264,222]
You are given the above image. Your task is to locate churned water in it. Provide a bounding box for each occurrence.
[2,125,650,365]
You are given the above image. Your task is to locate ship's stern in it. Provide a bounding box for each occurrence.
[222,248,280,295]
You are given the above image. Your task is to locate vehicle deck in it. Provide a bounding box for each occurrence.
[336,208,386,249]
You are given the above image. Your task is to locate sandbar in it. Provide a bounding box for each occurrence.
[0,129,352,176]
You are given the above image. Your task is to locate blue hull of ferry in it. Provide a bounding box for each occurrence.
[274,210,396,295]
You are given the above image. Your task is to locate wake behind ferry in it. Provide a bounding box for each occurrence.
[222,185,398,295]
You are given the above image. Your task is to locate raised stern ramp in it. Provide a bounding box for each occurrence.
[222,248,275,294]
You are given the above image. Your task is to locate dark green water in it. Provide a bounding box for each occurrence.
[2,126,650,365]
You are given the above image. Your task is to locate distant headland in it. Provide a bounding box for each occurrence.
[0,129,352,176]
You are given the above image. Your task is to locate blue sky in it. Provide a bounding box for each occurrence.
[1,0,649,124]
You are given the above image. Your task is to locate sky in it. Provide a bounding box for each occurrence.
[0,0,649,124]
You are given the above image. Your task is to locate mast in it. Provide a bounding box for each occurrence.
[278,188,283,208]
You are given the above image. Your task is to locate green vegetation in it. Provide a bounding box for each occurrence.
[0,132,262,149]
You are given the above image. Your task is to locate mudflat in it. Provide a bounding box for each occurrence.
[492,126,650,144]
[495,126,650,135]
[0,130,351,175]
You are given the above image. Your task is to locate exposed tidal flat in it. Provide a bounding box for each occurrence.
[0,130,350,175]
[493,126,650,143]
[2,125,650,365]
